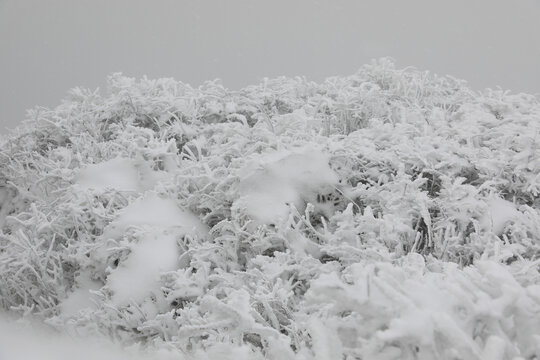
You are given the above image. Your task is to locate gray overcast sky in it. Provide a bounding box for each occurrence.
[1,0,540,133]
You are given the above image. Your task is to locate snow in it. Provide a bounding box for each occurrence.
[107,230,180,306]
[75,157,141,192]
[234,148,339,225]
[480,197,521,236]
[74,156,173,194]
[60,271,102,317]
[103,192,208,305]
[0,314,183,360]
[1,61,540,359]
[103,192,207,240]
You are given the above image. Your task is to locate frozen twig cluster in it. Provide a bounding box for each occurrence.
[1,59,539,359]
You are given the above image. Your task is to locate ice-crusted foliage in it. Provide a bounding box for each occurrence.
[1,59,539,359]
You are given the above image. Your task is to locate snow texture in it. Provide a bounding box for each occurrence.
[0,59,539,359]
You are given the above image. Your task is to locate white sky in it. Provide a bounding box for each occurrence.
[1,0,539,132]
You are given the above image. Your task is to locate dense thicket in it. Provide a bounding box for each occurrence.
[1,59,539,359]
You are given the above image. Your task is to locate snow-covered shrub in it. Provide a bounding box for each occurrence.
[1,59,539,359]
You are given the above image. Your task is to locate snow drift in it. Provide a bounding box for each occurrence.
[0,59,539,359]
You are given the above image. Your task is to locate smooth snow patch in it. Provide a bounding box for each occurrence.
[0,314,180,360]
[480,197,521,235]
[103,192,207,240]
[234,148,339,225]
[107,230,180,306]
[74,157,173,193]
[101,192,208,305]
[272,108,322,135]
[60,271,102,317]
[75,157,141,191]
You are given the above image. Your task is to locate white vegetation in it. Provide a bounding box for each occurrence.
[0,59,539,359]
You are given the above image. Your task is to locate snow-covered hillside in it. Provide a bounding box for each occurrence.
[1,59,539,359]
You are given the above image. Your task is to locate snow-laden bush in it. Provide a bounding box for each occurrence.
[1,59,539,359]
